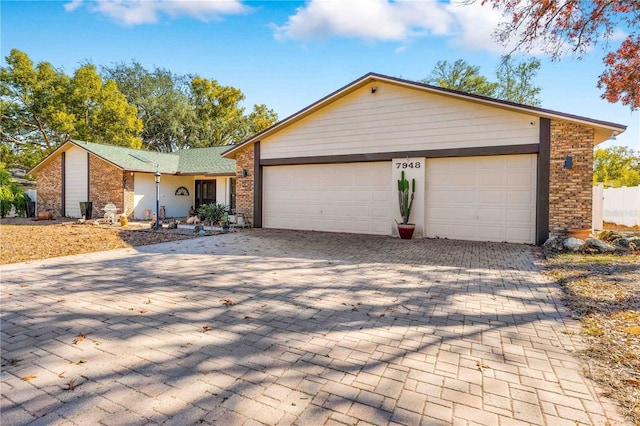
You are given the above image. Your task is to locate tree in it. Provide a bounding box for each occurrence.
[424,59,498,98]
[423,57,542,105]
[103,62,278,151]
[102,61,195,152]
[479,0,640,109]
[0,165,29,217]
[495,56,541,106]
[0,49,142,169]
[593,146,640,187]
[190,76,278,147]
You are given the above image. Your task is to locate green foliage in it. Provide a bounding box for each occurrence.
[495,56,541,106]
[0,166,29,217]
[102,61,195,152]
[424,59,498,97]
[197,203,228,226]
[0,49,142,169]
[102,62,278,151]
[190,77,278,147]
[593,146,640,187]
[423,56,542,106]
[397,171,415,224]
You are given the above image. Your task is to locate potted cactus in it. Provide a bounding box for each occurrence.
[396,170,416,239]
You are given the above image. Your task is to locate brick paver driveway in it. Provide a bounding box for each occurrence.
[1,230,626,425]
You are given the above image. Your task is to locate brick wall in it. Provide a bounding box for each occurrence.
[89,155,125,219]
[234,144,254,217]
[549,120,595,235]
[36,155,62,217]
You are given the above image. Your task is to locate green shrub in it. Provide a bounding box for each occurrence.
[0,167,29,218]
[197,203,227,226]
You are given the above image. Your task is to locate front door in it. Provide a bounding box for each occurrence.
[195,180,216,208]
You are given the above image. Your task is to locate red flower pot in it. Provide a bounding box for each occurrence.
[397,223,415,239]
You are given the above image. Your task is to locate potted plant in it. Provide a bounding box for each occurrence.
[396,170,416,239]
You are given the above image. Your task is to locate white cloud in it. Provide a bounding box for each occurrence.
[445,1,506,53]
[271,0,527,54]
[65,0,250,25]
[273,0,452,43]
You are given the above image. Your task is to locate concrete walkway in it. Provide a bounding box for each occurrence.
[1,230,626,425]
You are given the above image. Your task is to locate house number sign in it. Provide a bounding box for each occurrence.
[395,160,422,169]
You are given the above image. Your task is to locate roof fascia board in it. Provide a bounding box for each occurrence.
[28,140,75,175]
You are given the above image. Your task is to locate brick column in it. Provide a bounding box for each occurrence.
[549,120,595,236]
[234,144,255,221]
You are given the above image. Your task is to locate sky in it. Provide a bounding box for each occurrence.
[2,0,638,151]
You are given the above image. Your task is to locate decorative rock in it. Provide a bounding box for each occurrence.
[585,238,616,253]
[543,236,565,252]
[627,236,640,250]
[563,237,586,252]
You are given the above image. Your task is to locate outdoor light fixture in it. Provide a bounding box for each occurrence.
[564,156,573,170]
[242,169,248,177]
[154,165,161,230]
[608,131,618,141]
[371,87,378,94]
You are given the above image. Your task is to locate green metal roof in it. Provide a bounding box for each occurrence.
[69,140,235,175]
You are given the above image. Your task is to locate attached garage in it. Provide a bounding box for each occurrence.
[263,162,391,235]
[223,73,626,244]
[426,155,537,244]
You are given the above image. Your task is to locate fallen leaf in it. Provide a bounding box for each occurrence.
[623,378,640,386]
[8,358,21,366]
[76,359,87,365]
[72,334,86,344]
[476,361,490,372]
[63,379,76,391]
[221,299,234,306]
[58,371,66,378]
[21,375,36,381]
[202,326,213,332]
[139,310,147,314]
[244,316,253,320]
[145,298,152,305]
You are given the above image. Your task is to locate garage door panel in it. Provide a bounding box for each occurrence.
[478,190,505,204]
[264,162,392,235]
[480,172,506,186]
[426,155,536,244]
[507,190,534,204]
[477,209,506,222]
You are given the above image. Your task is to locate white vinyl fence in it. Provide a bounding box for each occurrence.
[593,184,640,229]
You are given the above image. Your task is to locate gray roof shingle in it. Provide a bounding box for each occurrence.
[69,140,235,175]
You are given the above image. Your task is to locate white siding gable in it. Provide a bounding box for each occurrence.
[65,145,88,217]
[260,82,540,160]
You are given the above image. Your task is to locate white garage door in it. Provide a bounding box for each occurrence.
[426,155,536,244]
[263,162,392,235]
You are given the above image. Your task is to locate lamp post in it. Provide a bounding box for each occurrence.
[154,165,161,231]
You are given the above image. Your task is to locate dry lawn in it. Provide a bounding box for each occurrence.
[543,251,640,424]
[0,217,200,264]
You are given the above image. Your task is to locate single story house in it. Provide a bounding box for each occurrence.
[223,72,627,245]
[29,140,237,220]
